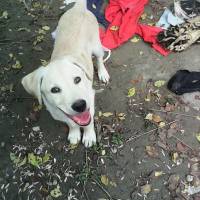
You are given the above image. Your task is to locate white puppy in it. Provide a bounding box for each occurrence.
[21,0,110,147]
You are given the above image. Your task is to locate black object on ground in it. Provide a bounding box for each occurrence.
[167,70,200,95]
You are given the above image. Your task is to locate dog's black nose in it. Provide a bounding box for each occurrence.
[71,99,86,113]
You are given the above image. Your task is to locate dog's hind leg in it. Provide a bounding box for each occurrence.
[93,42,110,83]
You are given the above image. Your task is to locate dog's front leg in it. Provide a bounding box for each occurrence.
[82,120,96,147]
[68,124,81,145]
[82,92,96,147]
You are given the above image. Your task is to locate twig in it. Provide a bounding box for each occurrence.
[171,135,193,151]
[83,185,90,200]
[149,108,199,119]
[80,150,90,200]
[85,149,88,169]
[22,0,30,10]
[0,41,30,45]
[91,178,113,200]
[126,120,178,143]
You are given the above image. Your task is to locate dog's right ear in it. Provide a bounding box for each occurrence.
[21,66,47,105]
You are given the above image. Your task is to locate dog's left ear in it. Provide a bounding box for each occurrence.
[21,66,47,105]
[68,56,93,81]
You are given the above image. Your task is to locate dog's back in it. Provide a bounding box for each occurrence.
[51,0,99,61]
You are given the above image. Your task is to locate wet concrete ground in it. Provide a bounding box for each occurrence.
[1,0,200,199]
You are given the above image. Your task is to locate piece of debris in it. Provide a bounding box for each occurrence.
[141,184,152,195]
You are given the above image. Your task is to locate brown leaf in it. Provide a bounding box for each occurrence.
[164,103,175,112]
[152,114,162,123]
[101,175,109,186]
[145,146,159,158]
[141,184,151,194]
[176,142,188,153]
[168,174,180,191]
[171,152,179,163]
[167,128,177,138]
[28,111,40,122]
[191,163,200,173]
[157,141,169,150]
[170,122,177,129]
[158,130,167,141]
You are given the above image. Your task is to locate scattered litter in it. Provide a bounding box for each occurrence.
[141,184,152,195]
[127,87,136,97]
[154,80,165,88]
[101,175,109,186]
[32,126,40,132]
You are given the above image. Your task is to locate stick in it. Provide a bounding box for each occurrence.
[149,108,199,119]
[126,120,178,143]
[83,185,90,200]
[171,135,193,151]
[22,0,30,10]
[92,178,113,200]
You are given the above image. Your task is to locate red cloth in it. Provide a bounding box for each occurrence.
[100,0,170,56]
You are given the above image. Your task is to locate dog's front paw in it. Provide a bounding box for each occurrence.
[82,130,96,147]
[68,130,81,145]
[98,67,110,83]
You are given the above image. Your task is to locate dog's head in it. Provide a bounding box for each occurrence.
[22,57,94,126]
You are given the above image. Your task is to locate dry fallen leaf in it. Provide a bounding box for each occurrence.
[0,11,8,19]
[154,80,166,88]
[101,175,109,186]
[127,87,136,97]
[109,181,117,187]
[102,112,113,117]
[140,12,147,20]
[110,26,119,31]
[147,22,154,26]
[165,102,175,112]
[145,146,159,158]
[145,113,163,124]
[118,113,126,120]
[141,184,151,194]
[12,60,22,69]
[68,143,79,150]
[152,114,162,123]
[33,35,44,46]
[145,113,153,120]
[40,59,49,66]
[171,152,179,164]
[50,186,62,198]
[168,174,180,191]
[196,133,200,142]
[155,171,164,177]
[159,122,166,128]
[130,36,140,43]
[196,116,200,121]
[17,27,31,32]
[176,142,188,152]
[33,104,42,112]
[42,25,50,31]
[101,150,106,156]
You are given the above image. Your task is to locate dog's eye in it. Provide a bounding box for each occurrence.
[51,87,61,93]
[74,76,81,84]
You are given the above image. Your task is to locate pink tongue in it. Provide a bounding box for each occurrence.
[71,111,91,126]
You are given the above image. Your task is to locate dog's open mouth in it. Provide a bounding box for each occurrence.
[68,111,91,126]
[58,107,91,126]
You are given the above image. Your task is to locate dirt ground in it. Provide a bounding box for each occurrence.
[1,0,200,200]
